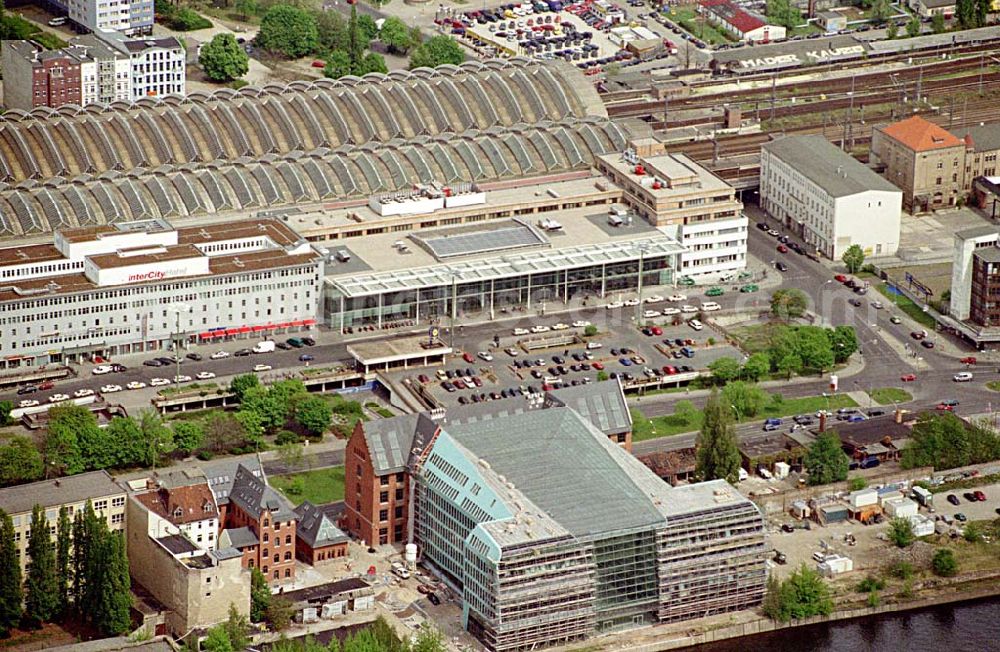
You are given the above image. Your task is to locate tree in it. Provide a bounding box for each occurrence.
[901,413,1000,470]
[963,521,985,543]
[804,431,849,485]
[932,548,958,577]
[204,412,248,453]
[765,0,802,29]
[842,244,865,274]
[0,400,11,426]
[357,13,378,42]
[230,373,261,403]
[202,626,235,652]
[92,532,132,636]
[742,352,770,382]
[776,352,802,379]
[584,324,598,337]
[44,404,90,475]
[722,381,768,418]
[223,603,250,651]
[828,325,858,363]
[905,16,921,37]
[200,33,249,83]
[103,416,143,469]
[761,573,783,621]
[931,12,946,33]
[409,35,465,69]
[0,436,44,486]
[235,0,258,21]
[770,288,808,320]
[410,623,447,652]
[379,16,412,53]
[265,596,294,631]
[869,0,892,24]
[315,10,348,53]
[348,6,366,71]
[0,510,22,637]
[695,388,741,483]
[956,0,975,28]
[795,326,836,371]
[887,19,899,39]
[357,52,387,75]
[56,506,72,615]
[708,356,741,383]
[888,516,916,548]
[975,0,989,27]
[256,5,318,58]
[138,409,175,466]
[324,50,353,79]
[848,477,867,491]
[250,566,271,623]
[24,505,59,625]
[72,501,100,610]
[172,421,204,455]
[767,564,834,622]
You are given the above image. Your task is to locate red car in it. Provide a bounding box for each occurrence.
[936,402,954,411]
[311,60,326,68]
[592,361,604,370]
[651,326,663,336]
[960,356,978,365]
[777,244,788,253]
[417,374,430,384]
[462,352,474,363]
[834,274,848,283]
[911,330,927,340]
[662,365,677,375]
[38,380,55,390]
[453,379,467,390]
[974,490,987,501]
[470,376,483,388]
[900,373,917,382]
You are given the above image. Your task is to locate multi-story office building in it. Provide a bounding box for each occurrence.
[760,134,902,260]
[412,408,767,651]
[343,381,633,548]
[64,0,154,36]
[0,217,321,369]
[871,115,966,212]
[595,140,748,279]
[0,40,87,110]
[0,470,127,574]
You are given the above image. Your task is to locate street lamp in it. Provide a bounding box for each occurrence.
[167,303,192,385]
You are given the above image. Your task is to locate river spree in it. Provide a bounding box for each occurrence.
[691,596,1000,652]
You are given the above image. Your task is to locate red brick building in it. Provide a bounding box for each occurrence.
[344,380,632,547]
[0,40,87,110]
[293,501,349,565]
[218,464,298,585]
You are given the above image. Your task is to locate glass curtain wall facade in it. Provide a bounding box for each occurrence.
[326,256,673,329]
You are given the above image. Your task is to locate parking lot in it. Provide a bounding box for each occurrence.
[389,299,745,407]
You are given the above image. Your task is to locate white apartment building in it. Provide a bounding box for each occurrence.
[65,0,153,37]
[597,141,748,279]
[760,134,903,261]
[0,217,323,369]
[132,470,221,552]
[122,36,186,99]
[73,34,132,105]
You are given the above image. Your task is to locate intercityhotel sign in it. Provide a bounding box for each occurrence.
[735,44,866,70]
[127,268,188,283]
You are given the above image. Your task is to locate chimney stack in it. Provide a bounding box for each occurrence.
[819,413,826,432]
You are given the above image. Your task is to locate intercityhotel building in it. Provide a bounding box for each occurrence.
[0,217,322,368]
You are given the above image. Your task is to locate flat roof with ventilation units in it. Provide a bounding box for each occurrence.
[410,219,549,260]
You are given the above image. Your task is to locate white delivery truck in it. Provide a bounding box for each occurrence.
[252,341,275,354]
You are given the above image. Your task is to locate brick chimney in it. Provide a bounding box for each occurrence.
[819,413,826,432]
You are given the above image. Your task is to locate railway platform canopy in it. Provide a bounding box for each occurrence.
[347,335,451,374]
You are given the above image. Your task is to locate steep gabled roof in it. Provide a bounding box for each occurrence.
[879,115,964,152]
[293,501,349,549]
[229,464,296,523]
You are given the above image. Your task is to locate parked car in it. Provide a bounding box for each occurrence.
[947,494,961,506]
[900,373,917,382]
[954,372,973,382]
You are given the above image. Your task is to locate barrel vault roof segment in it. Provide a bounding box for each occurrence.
[0,118,628,238]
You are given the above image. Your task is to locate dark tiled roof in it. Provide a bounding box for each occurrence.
[135,482,217,525]
[222,526,259,549]
[199,456,264,506]
[293,501,348,548]
[157,534,198,556]
[229,464,296,522]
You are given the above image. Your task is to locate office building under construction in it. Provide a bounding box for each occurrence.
[411,408,768,652]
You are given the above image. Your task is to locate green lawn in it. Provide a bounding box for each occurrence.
[365,401,394,418]
[988,381,1000,392]
[670,5,734,45]
[869,387,913,405]
[875,283,937,329]
[631,393,858,442]
[271,467,345,506]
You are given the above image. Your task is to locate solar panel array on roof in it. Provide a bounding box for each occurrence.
[415,220,548,260]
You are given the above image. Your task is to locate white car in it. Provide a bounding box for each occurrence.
[688,319,704,331]
[871,301,884,309]
[392,567,411,580]
[210,350,230,360]
[767,229,780,237]
[953,372,974,382]
[530,325,550,333]
[667,294,687,302]
[623,298,640,306]
[662,307,681,316]
[505,347,519,357]
[513,327,530,336]
[196,371,217,380]
[91,365,113,375]
[73,388,95,398]
[100,384,122,393]
[572,320,591,328]
[701,301,722,312]
[643,294,664,303]
[48,393,70,403]
[150,378,171,386]
[126,381,147,390]
[174,375,192,383]
[680,305,698,313]
[19,399,39,408]
[551,323,569,330]
[477,351,494,362]
[643,309,661,319]
[252,364,272,372]
[605,301,624,310]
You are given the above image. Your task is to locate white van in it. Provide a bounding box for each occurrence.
[701,301,722,312]
[252,340,275,354]
[608,214,624,227]
[586,342,603,350]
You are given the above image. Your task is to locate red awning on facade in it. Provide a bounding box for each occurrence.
[198,332,213,339]
[251,326,265,332]
[277,322,292,329]
[302,319,317,326]
[238,326,251,333]
[289,320,304,327]
[224,328,240,336]
[263,324,277,330]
